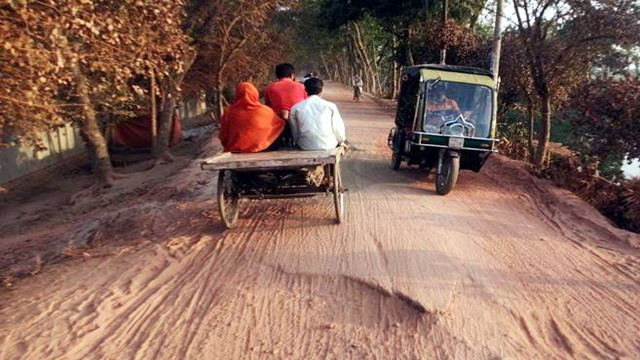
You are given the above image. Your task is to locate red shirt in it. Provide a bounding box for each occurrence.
[264,78,307,115]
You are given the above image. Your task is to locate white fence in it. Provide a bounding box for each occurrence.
[0,95,209,185]
[0,123,86,184]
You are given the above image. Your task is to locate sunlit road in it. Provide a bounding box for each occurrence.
[1,82,639,359]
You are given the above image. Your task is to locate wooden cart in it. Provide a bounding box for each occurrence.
[201,146,346,228]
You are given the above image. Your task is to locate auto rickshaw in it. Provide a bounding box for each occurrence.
[388,64,498,195]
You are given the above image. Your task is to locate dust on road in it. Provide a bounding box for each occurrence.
[1,83,639,359]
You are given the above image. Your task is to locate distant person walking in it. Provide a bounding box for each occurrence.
[351,74,363,101]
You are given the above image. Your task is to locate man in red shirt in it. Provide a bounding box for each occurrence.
[264,63,307,120]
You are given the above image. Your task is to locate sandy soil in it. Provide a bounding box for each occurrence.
[0,83,639,359]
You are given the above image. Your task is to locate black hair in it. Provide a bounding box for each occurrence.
[275,63,295,79]
[304,77,323,95]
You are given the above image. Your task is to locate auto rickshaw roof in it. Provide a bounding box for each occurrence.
[404,64,496,89]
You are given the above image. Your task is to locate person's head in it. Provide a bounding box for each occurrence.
[304,77,323,96]
[234,82,259,103]
[430,82,447,101]
[275,63,295,79]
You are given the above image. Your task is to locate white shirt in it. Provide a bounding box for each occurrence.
[289,95,346,150]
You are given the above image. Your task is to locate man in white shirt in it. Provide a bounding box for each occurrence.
[289,78,347,150]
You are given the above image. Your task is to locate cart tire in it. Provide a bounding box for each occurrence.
[217,170,239,228]
[435,155,460,196]
[332,163,344,223]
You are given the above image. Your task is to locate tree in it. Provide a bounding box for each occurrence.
[568,78,640,176]
[499,32,540,159]
[511,0,640,168]
[183,0,296,122]
[1,1,191,184]
[305,0,489,98]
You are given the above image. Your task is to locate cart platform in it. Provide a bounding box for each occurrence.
[201,147,345,171]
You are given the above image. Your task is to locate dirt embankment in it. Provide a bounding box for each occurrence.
[1,83,639,359]
[0,130,218,284]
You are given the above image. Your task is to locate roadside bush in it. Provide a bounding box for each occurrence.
[497,112,530,161]
[623,179,640,231]
[540,153,640,233]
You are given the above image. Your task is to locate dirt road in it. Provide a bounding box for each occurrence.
[1,83,639,359]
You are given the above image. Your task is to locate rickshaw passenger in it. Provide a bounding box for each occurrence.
[264,63,307,120]
[219,82,285,153]
[289,78,346,150]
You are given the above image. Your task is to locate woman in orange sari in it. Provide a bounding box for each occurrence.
[219,82,285,152]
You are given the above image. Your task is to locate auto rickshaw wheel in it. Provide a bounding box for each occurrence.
[391,151,402,170]
[332,163,344,223]
[435,154,460,196]
[217,170,239,228]
[390,129,404,170]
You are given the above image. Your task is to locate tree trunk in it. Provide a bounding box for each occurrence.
[391,35,400,99]
[526,100,535,161]
[440,0,449,65]
[534,94,551,168]
[490,0,503,85]
[320,52,331,79]
[351,22,380,96]
[155,91,176,159]
[214,77,225,124]
[346,27,366,87]
[150,69,158,151]
[71,64,114,185]
[153,52,196,160]
[404,27,415,66]
[392,62,399,99]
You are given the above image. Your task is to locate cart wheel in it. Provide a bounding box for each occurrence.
[435,155,460,196]
[217,170,239,228]
[332,163,345,223]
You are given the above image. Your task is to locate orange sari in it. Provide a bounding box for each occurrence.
[219,82,285,152]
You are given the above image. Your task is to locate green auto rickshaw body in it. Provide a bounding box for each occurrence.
[389,64,498,194]
[391,64,498,174]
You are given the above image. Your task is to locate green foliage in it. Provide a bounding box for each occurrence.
[496,111,530,161]
[567,79,640,164]
[316,0,488,68]
[541,153,640,233]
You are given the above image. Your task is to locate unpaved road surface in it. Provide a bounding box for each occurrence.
[1,83,639,359]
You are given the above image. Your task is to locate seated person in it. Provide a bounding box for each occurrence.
[219,82,285,153]
[426,82,460,115]
[289,78,346,150]
[264,63,307,120]
[424,82,461,132]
